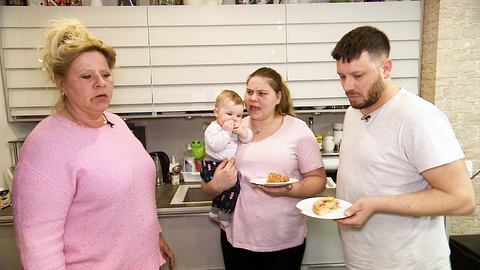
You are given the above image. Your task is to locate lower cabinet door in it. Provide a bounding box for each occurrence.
[159,213,224,270]
[0,223,22,270]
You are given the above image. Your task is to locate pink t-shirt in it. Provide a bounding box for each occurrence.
[224,115,323,252]
[13,112,165,270]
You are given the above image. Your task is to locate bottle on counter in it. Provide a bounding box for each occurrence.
[316,134,323,151]
[169,155,177,173]
[333,123,343,152]
[183,144,195,173]
[308,117,315,135]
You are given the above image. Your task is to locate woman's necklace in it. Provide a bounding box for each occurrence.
[252,116,282,136]
[63,107,107,127]
[252,123,266,135]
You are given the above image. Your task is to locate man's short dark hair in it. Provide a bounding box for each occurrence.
[331,26,390,63]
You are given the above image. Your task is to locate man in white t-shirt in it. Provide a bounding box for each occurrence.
[331,26,475,270]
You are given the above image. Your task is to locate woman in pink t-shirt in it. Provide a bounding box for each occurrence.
[202,67,327,270]
[13,19,174,270]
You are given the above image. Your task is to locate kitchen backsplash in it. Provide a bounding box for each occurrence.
[133,112,345,161]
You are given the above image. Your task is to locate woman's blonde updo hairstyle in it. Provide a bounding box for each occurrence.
[40,19,116,110]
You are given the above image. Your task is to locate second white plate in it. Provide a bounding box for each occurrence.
[250,177,299,187]
[296,197,352,220]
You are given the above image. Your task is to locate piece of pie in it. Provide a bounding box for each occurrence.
[312,197,339,216]
[266,172,289,183]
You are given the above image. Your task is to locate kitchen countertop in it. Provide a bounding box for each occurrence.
[0,151,339,222]
[1,152,340,222]
[0,182,209,224]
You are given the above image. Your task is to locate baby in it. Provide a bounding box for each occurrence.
[201,90,253,227]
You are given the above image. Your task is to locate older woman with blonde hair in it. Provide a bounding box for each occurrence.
[13,19,174,269]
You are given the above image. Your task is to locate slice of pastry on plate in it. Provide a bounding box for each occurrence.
[312,197,339,215]
[266,172,289,183]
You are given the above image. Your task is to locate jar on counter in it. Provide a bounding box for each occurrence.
[171,164,182,185]
[171,173,180,185]
[322,136,335,152]
[333,123,343,151]
[316,134,323,150]
[0,187,11,210]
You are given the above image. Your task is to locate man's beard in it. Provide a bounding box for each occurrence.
[349,74,384,110]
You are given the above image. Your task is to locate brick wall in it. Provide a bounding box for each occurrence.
[422,0,480,235]
[420,0,439,103]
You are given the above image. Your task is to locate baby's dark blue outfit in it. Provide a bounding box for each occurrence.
[200,159,240,226]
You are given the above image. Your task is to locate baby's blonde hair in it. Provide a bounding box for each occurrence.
[40,18,116,110]
[215,90,244,107]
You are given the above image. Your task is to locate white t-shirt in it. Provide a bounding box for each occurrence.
[225,115,324,252]
[337,89,464,270]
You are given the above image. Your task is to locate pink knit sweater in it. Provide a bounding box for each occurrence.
[13,112,165,270]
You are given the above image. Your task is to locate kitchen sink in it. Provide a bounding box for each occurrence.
[170,184,212,205]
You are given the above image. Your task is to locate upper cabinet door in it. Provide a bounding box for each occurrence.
[148,5,286,113]
[285,1,422,107]
[1,2,422,120]
[1,6,153,118]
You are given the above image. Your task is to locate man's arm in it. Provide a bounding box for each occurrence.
[338,159,475,227]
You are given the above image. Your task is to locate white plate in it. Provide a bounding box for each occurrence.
[296,197,352,220]
[250,177,299,187]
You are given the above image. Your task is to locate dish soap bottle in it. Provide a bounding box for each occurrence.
[308,117,315,134]
[183,144,195,172]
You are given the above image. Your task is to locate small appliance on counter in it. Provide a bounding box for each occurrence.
[8,138,25,168]
[149,151,170,186]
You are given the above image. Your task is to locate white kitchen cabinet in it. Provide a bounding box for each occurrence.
[285,2,422,108]
[0,222,22,270]
[1,1,421,121]
[0,6,153,119]
[302,219,347,269]
[159,209,347,270]
[159,212,225,270]
[148,5,287,113]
